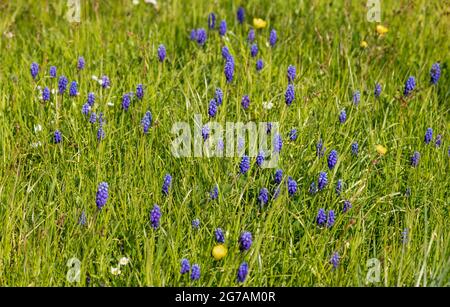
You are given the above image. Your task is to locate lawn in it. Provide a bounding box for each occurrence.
[0,0,449,286]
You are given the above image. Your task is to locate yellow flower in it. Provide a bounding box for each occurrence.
[376,25,388,36]
[375,144,387,155]
[212,244,228,260]
[253,18,267,29]
[360,40,368,48]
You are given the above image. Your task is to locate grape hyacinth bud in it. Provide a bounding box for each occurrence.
[196,28,207,46]
[42,87,50,101]
[241,95,250,110]
[54,130,62,144]
[250,44,258,57]
[98,112,104,125]
[327,210,335,228]
[150,204,161,229]
[58,76,68,94]
[190,264,200,280]
[287,176,297,197]
[208,12,216,29]
[256,151,264,167]
[82,103,90,116]
[343,200,352,213]
[89,112,97,124]
[318,171,328,191]
[374,83,382,98]
[97,125,105,141]
[316,208,326,226]
[49,66,57,78]
[96,182,109,210]
[77,56,85,70]
[141,111,152,134]
[210,185,219,200]
[101,75,110,88]
[192,219,200,229]
[285,84,295,106]
[330,252,340,269]
[258,188,269,206]
[239,155,250,174]
[237,262,248,283]
[352,90,360,105]
[30,62,39,79]
[403,76,416,97]
[328,150,338,170]
[430,63,441,85]
[87,92,95,106]
[424,128,433,145]
[239,231,252,251]
[202,124,209,141]
[336,179,343,196]
[122,93,131,111]
[162,174,172,196]
[351,142,359,156]
[79,211,87,226]
[190,29,197,41]
[224,56,234,83]
[208,99,217,117]
[274,169,283,184]
[316,139,326,158]
[256,59,263,71]
[266,122,272,134]
[215,228,225,243]
[435,134,442,147]
[309,182,318,195]
[269,29,277,47]
[237,7,245,24]
[248,29,255,43]
[289,129,297,141]
[287,65,296,83]
[180,259,190,274]
[219,20,227,36]
[158,44,166,62]
[410,151,420,167]
[272,187,281,200]
[69,81,78,97]
[339,109,347,123]
[136,84,144,100]
[215,88,223,105]
[274,134,282,153]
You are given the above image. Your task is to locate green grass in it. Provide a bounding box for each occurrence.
[0,0,449,286]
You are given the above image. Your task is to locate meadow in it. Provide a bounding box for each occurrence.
[0,0,449,286]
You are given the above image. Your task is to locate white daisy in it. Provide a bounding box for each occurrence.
[119,257,130,266]
[34,124,42,133]
[262,101,273,110]
[111,267,121,275]
[30,141,42,148]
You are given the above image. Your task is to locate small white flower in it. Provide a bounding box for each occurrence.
[144,0,157,5]
[132,0,140,5]
[119,257,130,266]
[34,124,42,133]
[51,89,57,95]
[107,101,114,107]
[262,101,273,110]
[36,85,42,91]
[4,31,14,39]
[98,79,104,86]
[30,141,42,148]
[111,267,121,275]
[91,75,98,81]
